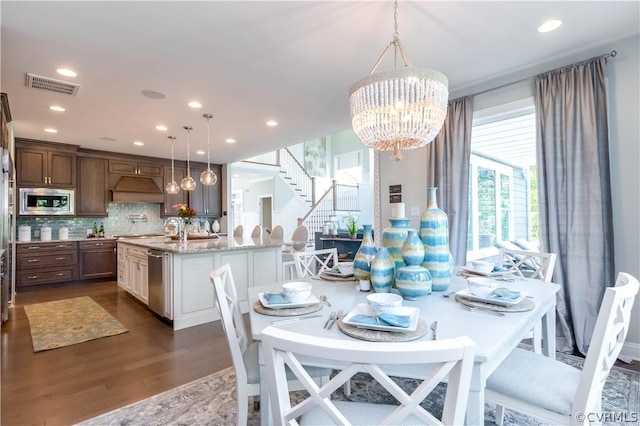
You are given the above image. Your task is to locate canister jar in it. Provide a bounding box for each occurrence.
[40,226,52,242]
[18,225,31,242]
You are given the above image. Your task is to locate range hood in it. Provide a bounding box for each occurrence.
[111,176,164,203]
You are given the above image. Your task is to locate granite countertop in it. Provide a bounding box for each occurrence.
[117,236,283,254]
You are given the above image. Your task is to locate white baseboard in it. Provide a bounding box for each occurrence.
[620,341,640,361]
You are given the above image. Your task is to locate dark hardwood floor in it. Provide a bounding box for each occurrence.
[1,280,233,426]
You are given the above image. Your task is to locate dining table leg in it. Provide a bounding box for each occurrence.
[541,303,556,359]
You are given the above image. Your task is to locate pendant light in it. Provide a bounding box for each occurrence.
[165,135,180,194]
[200,113,218,186]
[180,126,197,191]
[348,0,448,161]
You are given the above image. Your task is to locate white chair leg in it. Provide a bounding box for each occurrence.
[533,321,542,354]
[495,404,506,426]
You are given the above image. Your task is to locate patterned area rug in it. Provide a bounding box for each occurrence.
[24,296,128,352]
[77,351,639,426]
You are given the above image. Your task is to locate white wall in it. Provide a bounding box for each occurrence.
[377,35,640,358]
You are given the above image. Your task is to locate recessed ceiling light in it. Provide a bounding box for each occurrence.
[56,68,77,77]
[266,120,278,127]
[538,19,562,33]
[133,141,144,146]
[44,128,58,133]
[49,105,66,112]
[196,150,205,155]
[188,101,202,109]
[225,138,236,144]
[155,125,168,131]
[141,89,166,99]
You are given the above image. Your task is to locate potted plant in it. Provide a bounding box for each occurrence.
[344,213,359,239]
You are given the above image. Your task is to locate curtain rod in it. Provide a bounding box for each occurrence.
[469,50,617,98]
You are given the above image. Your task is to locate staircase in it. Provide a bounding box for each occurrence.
[242,148,359,235]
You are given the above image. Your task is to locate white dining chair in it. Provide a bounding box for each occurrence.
[251,224,262,239]
[294,248,339,278]
[498,247,557,354]
[233,224,244,238]
[262,326,476,425]
[210,264,332,426]
[487,272,639,426]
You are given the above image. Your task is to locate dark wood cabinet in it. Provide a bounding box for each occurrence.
[109,158,162,177]
[16,140,77,188]
[79,240,117,279]
[162,164,188,217]
[16,241,78,287]
[189,163,222,217]
[77,156,108,216]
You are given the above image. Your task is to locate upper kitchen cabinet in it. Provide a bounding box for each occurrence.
[162,163,188,217]
[109,158,162,177]
[16,139,77,188]
[77,155,109,216]
[188,162,222,217]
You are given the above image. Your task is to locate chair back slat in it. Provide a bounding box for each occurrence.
[262,327,476,425]
[293,248,338,278]
[573,272,639,414]
[498,247,557,281]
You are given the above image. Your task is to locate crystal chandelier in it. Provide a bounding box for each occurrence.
[348,0,448,161]
[165,135,180,194]
[180,126,197,191]
[200,113,218,186]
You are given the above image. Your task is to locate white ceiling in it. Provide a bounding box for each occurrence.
[2,1,638,165]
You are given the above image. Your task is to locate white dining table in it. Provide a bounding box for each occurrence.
[248,273,560,425]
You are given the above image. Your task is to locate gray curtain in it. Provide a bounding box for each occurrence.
[535,56,615,355]
[426,96,474,265]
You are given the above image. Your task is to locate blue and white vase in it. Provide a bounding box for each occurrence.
[382,218,412,272]
[401,230,424,267]
[353,225,376,281]
[370,247,395,293]
[419,187,452,291]
[395,266,432,300]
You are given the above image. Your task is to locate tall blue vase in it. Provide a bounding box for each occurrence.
[370,247,395,293]
[382,218,412,273]
[419,187,452,291]
[353,225,377,281]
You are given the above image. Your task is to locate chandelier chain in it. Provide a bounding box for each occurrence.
[183,126,192,176]
[169,136,176,182]
[204,114,213,170]
[393,0,399,41]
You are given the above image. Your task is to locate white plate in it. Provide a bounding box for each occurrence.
[456,288,527,306]
[342,303,419,332]
[258,292,320,309]
[321,268,354,278]
[460,267,516,277]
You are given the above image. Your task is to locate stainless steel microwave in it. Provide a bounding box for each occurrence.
[19,188,75,216]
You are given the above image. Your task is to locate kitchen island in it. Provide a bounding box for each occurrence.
[117,236,282,330]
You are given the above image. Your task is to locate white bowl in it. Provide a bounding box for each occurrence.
[471,260,495,274]
[337,261,354,276]
[282,281,312,303]
[467,277,499,298]
[366,293,402,313]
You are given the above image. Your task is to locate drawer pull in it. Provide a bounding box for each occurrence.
[27,259,40,263]
[27,275,40,280]
[27,247,39,250]
[95,243,103,246]
[55,273,64,277]
[55,257,65,260]
[56,245,67,248]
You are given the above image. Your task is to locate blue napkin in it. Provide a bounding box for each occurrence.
[350,313,411,328]
[263,292,288,304]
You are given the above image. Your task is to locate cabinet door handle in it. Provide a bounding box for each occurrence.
[27,275,40,280]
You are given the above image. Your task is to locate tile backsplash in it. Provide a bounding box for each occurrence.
[16,203,164,240]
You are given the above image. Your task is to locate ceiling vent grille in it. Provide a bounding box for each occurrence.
[25,73,81,95]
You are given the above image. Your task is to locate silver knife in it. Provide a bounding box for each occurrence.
[271,315,323,324]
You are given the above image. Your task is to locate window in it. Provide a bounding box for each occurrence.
[467,101,537,261]
[334,151,362,184]
[231,190,243,231]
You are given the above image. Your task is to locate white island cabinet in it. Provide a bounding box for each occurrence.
[117,237,282,330]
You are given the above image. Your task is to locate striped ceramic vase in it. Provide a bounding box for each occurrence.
[382,218,412,272]
[353,224,377,281]
[419,187,452,291]
[395,265,432,300]
[370,247,395,293]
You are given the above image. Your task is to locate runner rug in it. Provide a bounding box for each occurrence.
[24,296,128,352]
[77,350,639,426]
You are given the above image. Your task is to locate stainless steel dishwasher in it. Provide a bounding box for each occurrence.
[147,249,164,316]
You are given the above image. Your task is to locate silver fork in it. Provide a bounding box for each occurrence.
[324,311,337,329]
[328,309,343,330]
[462,305,505,317]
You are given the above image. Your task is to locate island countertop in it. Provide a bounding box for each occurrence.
[117,236,282,254]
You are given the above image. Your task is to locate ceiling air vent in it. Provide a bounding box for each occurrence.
[25,73,81,95]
